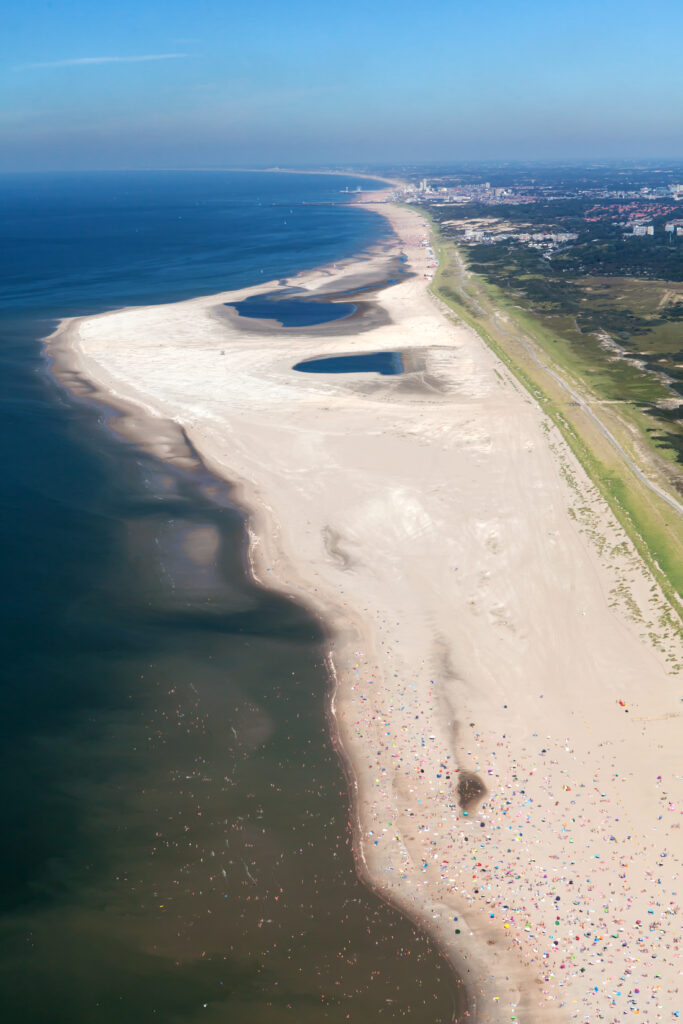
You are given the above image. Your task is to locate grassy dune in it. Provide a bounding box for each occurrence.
[425,216,683,622]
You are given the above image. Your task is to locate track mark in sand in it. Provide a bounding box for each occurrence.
[322,525,355,570]
[485,532,501,555]
[475,519,502,556]
[488,601,516,632]
[433,634,461,683]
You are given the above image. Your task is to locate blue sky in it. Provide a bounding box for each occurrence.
[2,0,682,169]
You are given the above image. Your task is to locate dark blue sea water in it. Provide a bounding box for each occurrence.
[0,170,387,315]
[0,171,462,1023]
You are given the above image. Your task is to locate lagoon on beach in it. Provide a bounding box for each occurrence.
[52,188,682,1024]
[228,294,358,327]
[0,171,462,1023]
[293,351,404,374]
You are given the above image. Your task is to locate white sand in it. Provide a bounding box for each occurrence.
[48,200,681,1024]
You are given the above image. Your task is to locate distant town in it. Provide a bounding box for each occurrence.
[394,175,683,208]
[388,174,683,249]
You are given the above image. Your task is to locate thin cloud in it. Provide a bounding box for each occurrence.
[16,54,192,70]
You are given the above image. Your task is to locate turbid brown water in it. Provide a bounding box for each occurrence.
[0,385,466,1023]
[0,169,466,1024]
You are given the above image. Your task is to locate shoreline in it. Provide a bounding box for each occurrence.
[46,194,681,1024]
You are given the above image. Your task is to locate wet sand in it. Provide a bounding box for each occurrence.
[47,200,682,1023]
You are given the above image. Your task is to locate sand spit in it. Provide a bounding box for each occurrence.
[47,201,681,1024]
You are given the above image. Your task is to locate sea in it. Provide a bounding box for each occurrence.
[0,170,462,1023]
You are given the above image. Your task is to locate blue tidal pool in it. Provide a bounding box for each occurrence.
[293,352,404,375]
[228,295,357,327]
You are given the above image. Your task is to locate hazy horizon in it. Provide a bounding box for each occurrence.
[2,157,683,174]
[2,0,682,172]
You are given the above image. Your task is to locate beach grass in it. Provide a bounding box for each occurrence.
[425,215,683,621]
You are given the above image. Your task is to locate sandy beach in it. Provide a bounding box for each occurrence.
[47,197,681,1023]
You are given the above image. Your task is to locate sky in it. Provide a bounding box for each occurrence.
[1,0,682,170]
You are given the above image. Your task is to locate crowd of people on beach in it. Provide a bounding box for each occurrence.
[341,627,679,1023]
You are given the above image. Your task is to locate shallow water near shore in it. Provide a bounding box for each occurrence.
[0,171,464,1022]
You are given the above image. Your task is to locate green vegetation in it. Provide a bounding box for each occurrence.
[425,218,683,618]
[429,207,683,472]
[433,199,683,280]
